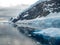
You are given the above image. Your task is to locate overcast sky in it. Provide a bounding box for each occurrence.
[0,0,38,7]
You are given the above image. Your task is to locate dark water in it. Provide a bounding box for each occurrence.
[0,22,40,45]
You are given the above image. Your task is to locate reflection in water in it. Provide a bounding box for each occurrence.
[0,23,39,45]
[12,22,60,45]
[13,24,42,44]
[13,24,38,36]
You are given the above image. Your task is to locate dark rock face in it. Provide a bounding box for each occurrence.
[12,0,60,23]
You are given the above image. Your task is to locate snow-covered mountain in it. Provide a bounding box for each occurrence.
[12,0,60,23]
[13,0,60,22]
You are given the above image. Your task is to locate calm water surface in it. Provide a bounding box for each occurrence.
[0,22,39,45]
